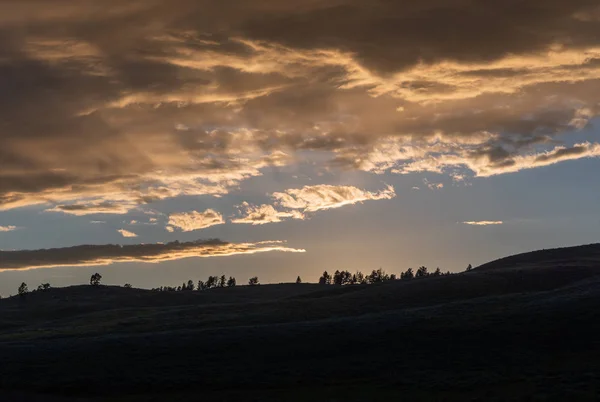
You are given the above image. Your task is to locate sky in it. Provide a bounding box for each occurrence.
[2,0,600,295]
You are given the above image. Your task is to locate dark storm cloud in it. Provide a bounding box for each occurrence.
[0,0,599,213]
[240,0,600,72]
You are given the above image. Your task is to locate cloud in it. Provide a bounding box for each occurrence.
[0,225,18,232]
[273,184,396,212]
[232,184,393,225]
[232,203,305,225]
[167,209,225,232]
[0,239,306,271]
[472,142,600,177]
[423,179,444,190]
[45,201,139,216]
[463,221,504,226]
[0,0,599,217]
[117,229,138,238]
[350,137,600,178]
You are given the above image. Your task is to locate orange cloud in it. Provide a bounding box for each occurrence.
[232,203,305,225]
[117,229,138,238]
[167,209,225,232]
[0,239,306,271]
[463,221,504,226]
[0,0,599,218]
[273,184,396,212]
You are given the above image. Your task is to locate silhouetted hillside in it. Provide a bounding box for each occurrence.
[1,244,600,401]
[475,243,600,271]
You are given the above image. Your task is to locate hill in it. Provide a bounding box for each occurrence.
[475,242,600,271]
[1,243,600,401]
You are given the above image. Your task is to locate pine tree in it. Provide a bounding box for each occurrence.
[227,277,237,287]
[18,282,28,297]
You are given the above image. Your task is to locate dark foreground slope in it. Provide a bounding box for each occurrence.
[1,245,600,401]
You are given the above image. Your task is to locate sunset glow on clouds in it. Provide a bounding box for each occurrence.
[167,209,225,232]
[1,0,600,290]
[117,229,138,238]
[463,221,504,226]
[0,240,305,271]
[232,203,305,226]
[273,185,396,213]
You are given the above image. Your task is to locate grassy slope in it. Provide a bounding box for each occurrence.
[1,244,600,401]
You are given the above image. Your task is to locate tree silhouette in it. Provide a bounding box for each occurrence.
[390,274,397,281]
[197,280,206,291]
[367,268,388,283]
[466,264,473,271]
[433,268,441,277]
[177,285,182,292]
[18,282,28,297]
[296,276,302,284]
[124,283,132,289]
[401,268,414,280]
[90,273,102,286]
[331,270,352,285]
[355,271,366,284]
[416,266,429,278]
[218,275,226,288]
[187,280,195,291]
[318,271,331,285]
[333,270,343,285]
[227,276,236,287]
[206,276,218,289]
[248,276,259,286]
[37,283,51,291]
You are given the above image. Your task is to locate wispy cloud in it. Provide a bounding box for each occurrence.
[117,229,138,238]
[167,209,225,232]
[463,221,504,226]
[232,203,304,225]
[232,184,394,225]
[273,184,396,212]
[423,179,444,190]
[0,239,306,271]
[46,201,137,216]
[0,225,19,232]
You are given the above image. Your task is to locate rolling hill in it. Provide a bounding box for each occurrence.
[1,243,600,401]
[475,243,600,271]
